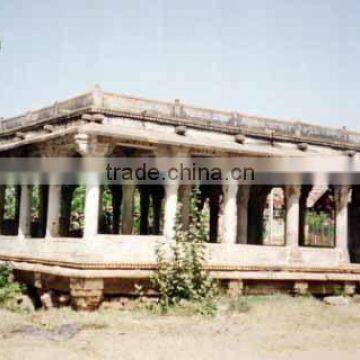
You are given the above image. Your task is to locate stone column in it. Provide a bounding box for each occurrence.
[18,185,32,238]
[83,183,101,239]
[155,146,189,240]
[121,185,135,234]
[75,133,114,239]
[299,185,312,246]
[46,185,62,238]
[178,184,191,231]
[285,185,301,247]
[237,185,250,244]
[0,185,5,235]
[163,183,179,240]
[220,180,239,244]
[334,185,351,263]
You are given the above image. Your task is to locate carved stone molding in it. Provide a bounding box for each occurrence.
[74,133,114,157]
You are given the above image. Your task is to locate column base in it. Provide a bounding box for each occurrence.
[70,278,104,311]
[293,281,308,296]
[343,282,356,296]
[227,280,244,297]
[339,250,350,265]
[288,247,303,265]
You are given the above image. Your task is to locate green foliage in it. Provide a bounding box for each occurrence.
[151,187,218,315]
[306,210,335,246]
[31,186,40,220]
[0,264,23,311]
[333,286,344,296]
[4,186,17,219]
[4,186,42,221]
[307,211,327,234]
[70,186,85,232]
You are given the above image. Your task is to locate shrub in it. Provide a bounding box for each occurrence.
[151,187,218,315]
[0,264,23,311]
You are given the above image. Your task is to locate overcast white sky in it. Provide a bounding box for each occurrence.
[0,0,359,129]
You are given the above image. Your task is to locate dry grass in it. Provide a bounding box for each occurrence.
[1,295,360,359]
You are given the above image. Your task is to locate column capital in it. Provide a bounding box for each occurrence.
[334,185,352,208]
[285,185,301,199]
[74,133,114,157]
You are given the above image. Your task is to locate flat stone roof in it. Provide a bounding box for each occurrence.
[1,88,359,149]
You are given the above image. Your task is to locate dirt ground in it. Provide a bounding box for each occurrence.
[1,295,360,360]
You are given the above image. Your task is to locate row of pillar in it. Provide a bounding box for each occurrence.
[221,183,351,261]
[0,181,352,263]
[1,183,176,240]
